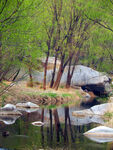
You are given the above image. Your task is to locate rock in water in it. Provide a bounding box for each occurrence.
[32,121,44,126]
[0,104,22,116]
[84,126,113,143]
[16,102,39,108]
[3,104,16,111]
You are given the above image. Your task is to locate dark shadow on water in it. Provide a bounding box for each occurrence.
[80,98,101,108]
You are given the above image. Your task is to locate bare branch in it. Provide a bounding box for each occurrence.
[85,14,113,32]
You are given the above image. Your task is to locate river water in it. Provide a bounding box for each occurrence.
[0,102,112,150]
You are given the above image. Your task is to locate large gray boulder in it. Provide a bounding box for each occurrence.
[32,65,111,96]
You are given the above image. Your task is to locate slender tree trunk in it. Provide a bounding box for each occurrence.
[66,50,80,88]
[12,69,20,81]
[50,52,58,88]
[53,55,70,90]
[66,56,72,88]
[43,51,49,90]
[0,32,2,82]
[53,62,64,90]
[28,67,33,87]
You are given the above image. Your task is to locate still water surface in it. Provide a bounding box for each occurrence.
[0,103,111,150]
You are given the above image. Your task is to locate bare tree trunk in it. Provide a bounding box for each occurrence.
[50,52,58,88]
[43,49,49,90]
[53,55,70,90]
[66,50,80,88]
[66,56,72,88]
[53,62,63,90]
[0,32,2,82]
[28,67,33,87]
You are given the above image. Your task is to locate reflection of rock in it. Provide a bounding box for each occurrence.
[72,109,94,117]
[80,98,100,108]
[84,126,113,143]
[85,136,113,143]
[0,115,20,125]
[16,102,39,108]
[73,103,113,117]
[17,108,39,113]
[32,121,44,126]
[72,115,105,126]
[0,104,22,116]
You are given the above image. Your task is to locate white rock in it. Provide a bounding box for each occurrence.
[3,104,16,110]
[84,126,113,138]
[32,121,44,126]
[91,103,113,115]
[0,104,22,116]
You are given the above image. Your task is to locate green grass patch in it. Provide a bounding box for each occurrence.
[61,93,72,98]
[104,112,113,119]
[40,92,58,98]
[75,91,82,98]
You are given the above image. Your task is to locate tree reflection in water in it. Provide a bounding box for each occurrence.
[39,106,94,147]
[0,106,107,150]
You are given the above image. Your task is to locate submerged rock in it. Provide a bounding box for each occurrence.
[84,126,113,143]
[16,102,39,108]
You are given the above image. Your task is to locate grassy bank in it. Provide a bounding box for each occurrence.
[0,81,85,107]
